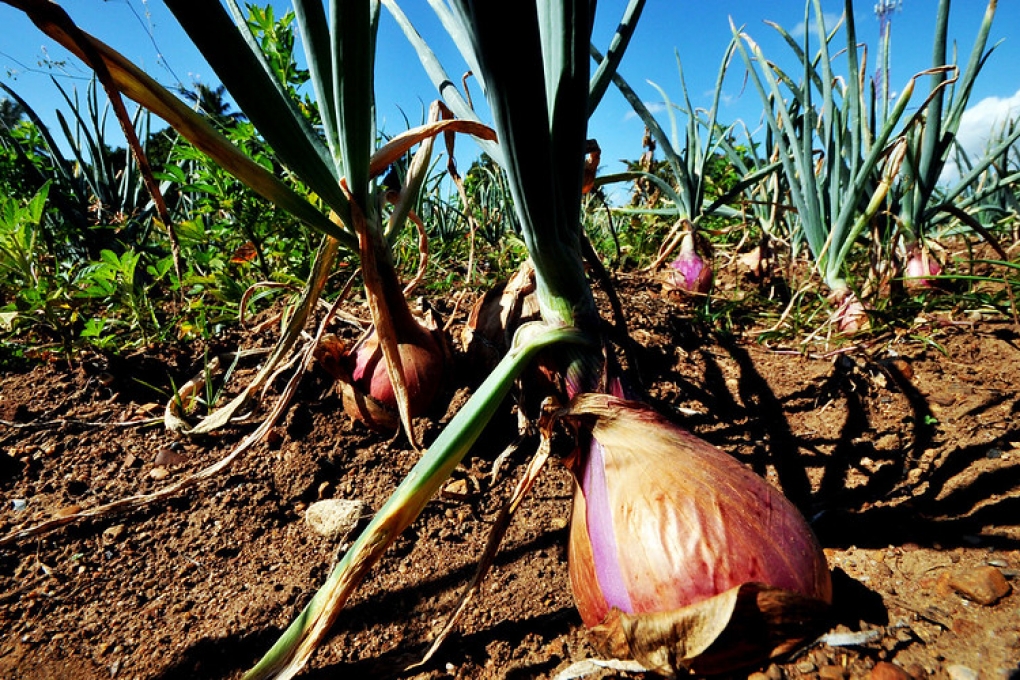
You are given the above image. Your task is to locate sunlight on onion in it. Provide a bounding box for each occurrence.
[665,233,713,295]
[904,244,943,290]
[559,394,831,675]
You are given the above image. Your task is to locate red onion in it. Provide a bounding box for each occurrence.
[561,394,831,674]
[904,245,942,290]
[831,289,869,333]
[346,321,445,420]
[666,233,712,295]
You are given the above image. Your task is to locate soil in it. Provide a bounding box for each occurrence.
[1,273,1019,680]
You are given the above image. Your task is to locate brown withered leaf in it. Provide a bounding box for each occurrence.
[462,260,540,370]
[338,380,400,432]
[592,583,830,677]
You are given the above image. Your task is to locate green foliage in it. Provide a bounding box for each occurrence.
[461,154,519,245]
[1,0,1019,360]
[0,182,78,348]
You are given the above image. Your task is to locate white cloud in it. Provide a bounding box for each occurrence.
[955,89,1020,157]
[623,101,667,121]
[942,88,1020,182]
[789,12,842,42]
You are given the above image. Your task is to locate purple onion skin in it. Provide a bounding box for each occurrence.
[905,247,942,289]
[667,234,713,294]
[349,329,444,417]
[565,394,832,628]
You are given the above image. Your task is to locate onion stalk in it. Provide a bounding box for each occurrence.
[397,2,831,676]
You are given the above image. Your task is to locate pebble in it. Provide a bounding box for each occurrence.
[149,466,170,481]
[869,661,913,680]
[304,499,365,540]
[442,478,470,499]
[11,499,27,512]
[946,665,978,680]
[818,665,846,680]
[102,524,127,543]
[948,566,1011,605]
[795,660,816,673]
[153,448,188,466]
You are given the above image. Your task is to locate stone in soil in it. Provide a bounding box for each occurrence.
[304,498,365,540]
[947,565,1012,605]
[869,661,913,680]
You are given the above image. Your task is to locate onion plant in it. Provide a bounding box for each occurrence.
[243,3,647,676]
[3,0,498,442]
[731,0,932,327]
[590,39,779,279]
[887,0,1020,285]
[246,1,828,677]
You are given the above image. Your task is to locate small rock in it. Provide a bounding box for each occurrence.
[154,448,188,466]
[304,499,364,540]
[149,466,170,481]
[795,660,816,673]
[53,505,83,518]
[316,481,332,500]
[11,499,27,512]
[948,566,1011,605]
[102,524,127,543]
[818,665,846,680]
[870,661,913,680]
[945,665,978,680]
[442,478,471,499]
[123,453,139,468]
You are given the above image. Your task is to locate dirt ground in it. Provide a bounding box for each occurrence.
[1,273,1018,680]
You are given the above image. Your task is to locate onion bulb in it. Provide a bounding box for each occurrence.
[904,244,942,290]
[831,288,869,333]
[348,323,444,416]
[665,233,712,295]
[316,310,446,432]
[559,394,831,675]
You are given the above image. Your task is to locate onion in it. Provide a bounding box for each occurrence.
[315,307,447,432]
[665,233,712,295]
[904,244,942,290]
[350,328,443,411]
[560,394,831,675]
[831,288,869,333]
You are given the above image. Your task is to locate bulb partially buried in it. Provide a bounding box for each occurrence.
[665,233,713,295]
[904,244,942,290]
[316,310,446,432]
[561,394,831,676]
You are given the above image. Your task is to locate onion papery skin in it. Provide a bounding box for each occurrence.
[832,289,869,333]
[904,246,942,290]
[666,233,712,295]
[564,394,831,673]
[348,327,445,418]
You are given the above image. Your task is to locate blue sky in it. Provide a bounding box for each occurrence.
[2,1,1018,186]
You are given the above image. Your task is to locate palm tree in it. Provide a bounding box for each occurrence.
[178,82,246,128]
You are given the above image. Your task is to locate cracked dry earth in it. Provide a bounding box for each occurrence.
[1,276,1019,680]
